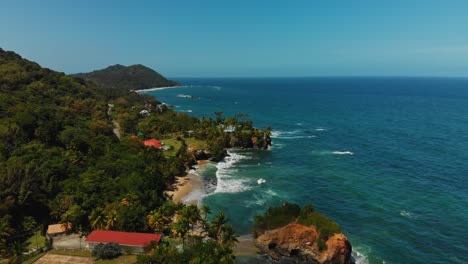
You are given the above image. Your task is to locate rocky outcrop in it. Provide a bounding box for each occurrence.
[193,149,211,160]
[255,223,354,264]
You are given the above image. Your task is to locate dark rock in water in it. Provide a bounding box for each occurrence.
[193,149,211,160]
[255,223,354,264]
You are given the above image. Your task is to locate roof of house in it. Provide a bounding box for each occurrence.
[143,139,163,148]
[85,230,163,247]
[47,223,70,234]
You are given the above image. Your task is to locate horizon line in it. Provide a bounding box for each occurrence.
[167,75,468,79]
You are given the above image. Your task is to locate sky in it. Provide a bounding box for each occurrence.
[1,0,468,77]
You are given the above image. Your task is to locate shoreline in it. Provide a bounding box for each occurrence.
[167,159,259,257]
[133,85,184,93]
[166,160,207,206]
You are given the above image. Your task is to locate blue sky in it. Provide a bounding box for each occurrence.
[1,0,468,77]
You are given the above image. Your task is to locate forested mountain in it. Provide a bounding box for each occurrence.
[0,48,184,255]
[72,64,179,90]
[0,48,270,262]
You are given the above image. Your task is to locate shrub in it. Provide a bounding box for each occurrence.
[92,242,121,260]
[317,238,327,252]
[298,211,341,240]
[253,202,301,236]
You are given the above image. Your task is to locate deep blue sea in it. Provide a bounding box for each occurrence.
[146,78,468,264]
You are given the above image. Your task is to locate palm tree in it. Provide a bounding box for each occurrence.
[147,210,169,233]
[201,204,211,219]
[183,205,201,234]
[0,221,14,257]
[210,211,228,240]
[89,209,106,230]
[172,219,190,246]
[105,210,118,230]
[8,240,28,264]
[220,225,239,247]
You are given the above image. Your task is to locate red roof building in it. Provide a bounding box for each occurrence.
[143,139,163,148]
[85,230,162,251]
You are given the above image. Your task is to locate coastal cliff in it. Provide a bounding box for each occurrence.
[256,223,353,264]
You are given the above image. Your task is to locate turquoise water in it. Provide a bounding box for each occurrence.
[146,78,468,264]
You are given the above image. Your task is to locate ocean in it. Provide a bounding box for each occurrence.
[145,77,468,264]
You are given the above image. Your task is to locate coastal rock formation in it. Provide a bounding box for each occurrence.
[255,223,354,264]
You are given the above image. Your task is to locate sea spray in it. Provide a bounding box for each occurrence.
[213,150,251,193]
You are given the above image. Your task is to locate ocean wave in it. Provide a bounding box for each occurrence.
[400,210,415,219]
[278,135,316,139]
[352,249,370,264]
[179,110,193,113]
[214,151,251,193]
[270,143,285,150]
[246,189,279,207]
[311,150,355,156]
[271,130,316,140]
[315,128,327,131]
[188,169,198,175]
[176,94,193,98]
[332,151,354,155]
[271,130,301,136]
[257,178,266,185]
[295,122,303,126]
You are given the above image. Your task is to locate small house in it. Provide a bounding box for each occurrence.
[143,139,163,148]
[47,223,72,236]
[139,109,150,116]
[85,230,163,253]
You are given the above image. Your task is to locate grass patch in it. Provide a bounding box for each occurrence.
[184,138,207,150]
[21,252,46,264]
[95,255,137,264]
[26,231,46,250]
[161,139,182,157]
[48,249,92,257]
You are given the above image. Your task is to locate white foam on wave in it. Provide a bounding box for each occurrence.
[180,110,193,113]
[332,151,354,155]
[246,188,279,207]
[176,94,193,98]
[188,169,198,175]
[315,128,327,131]
[214,151,251,193]
[400,210,415,219]
[295,122,303,126]
[270,143,285,150]
[279,135,316,139]
[271,130,316,140]
[352,249,370,264]
[270,130,301,138]
[257,178,266,185]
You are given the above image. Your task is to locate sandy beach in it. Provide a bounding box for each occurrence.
[166,160,258,257]
[133,85,184,93]
[234,235,259,256]
[166,160,207,205]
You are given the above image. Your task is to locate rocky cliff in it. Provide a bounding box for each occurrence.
[256,223,354,264]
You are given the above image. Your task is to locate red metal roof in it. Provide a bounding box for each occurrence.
[143,139,163,148]
[85,230,162,247]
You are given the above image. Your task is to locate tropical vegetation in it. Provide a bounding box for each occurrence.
[0,48,267,262]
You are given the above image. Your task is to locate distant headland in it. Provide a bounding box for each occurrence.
[72,64,179,91]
